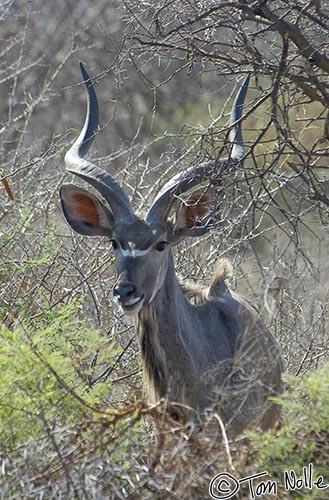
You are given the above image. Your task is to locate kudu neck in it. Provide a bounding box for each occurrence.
[153,249,186,309]
[139,248,188,322]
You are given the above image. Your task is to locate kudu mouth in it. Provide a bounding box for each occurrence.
[114,295,145,316]
[113,280,145,316]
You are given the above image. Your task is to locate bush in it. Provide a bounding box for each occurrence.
[247,367,329,500]
[0,304,116,450]
[1,325,329,500]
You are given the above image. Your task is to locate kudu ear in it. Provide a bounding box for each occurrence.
[169,188,214,244]
[60,184,113,237]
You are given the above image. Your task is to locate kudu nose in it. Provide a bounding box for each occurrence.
[113,282,136,302]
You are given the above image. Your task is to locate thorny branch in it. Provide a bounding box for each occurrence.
[125,0,329,207]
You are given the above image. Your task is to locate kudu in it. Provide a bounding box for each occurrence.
[60,64,282,435]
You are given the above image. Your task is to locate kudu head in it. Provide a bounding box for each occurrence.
[60,64,249,316]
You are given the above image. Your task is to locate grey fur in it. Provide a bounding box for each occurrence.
[138,253,282,433]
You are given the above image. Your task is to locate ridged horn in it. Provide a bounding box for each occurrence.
[146,75,250,223]
[64,63,135,221]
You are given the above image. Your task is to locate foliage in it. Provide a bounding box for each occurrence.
[0,304,116,450]
[248,367,329,499]
[1,350,329,499]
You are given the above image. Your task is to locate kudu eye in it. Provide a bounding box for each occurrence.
[155,241,168,252]
[110,239,119,251]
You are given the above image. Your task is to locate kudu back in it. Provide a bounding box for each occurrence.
[60,64,282,436]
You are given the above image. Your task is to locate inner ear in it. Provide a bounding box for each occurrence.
[173,188,213,234]
[69,191,103,226]
[60,184,113,236]
[183,188,212,229]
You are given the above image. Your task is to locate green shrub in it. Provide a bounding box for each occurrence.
[249,366,329,499]
[0,303,117,450]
